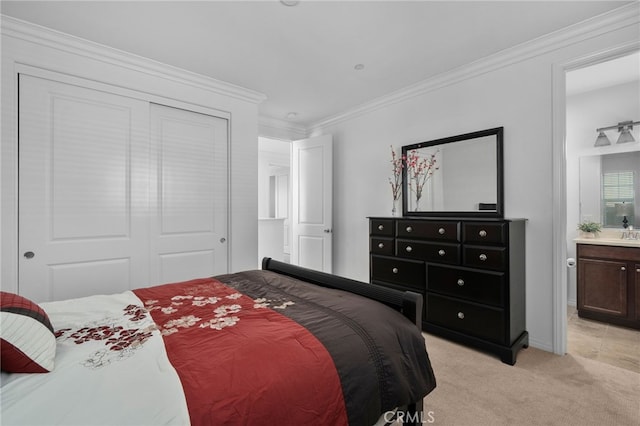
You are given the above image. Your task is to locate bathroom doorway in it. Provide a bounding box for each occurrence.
[563,50,640,372]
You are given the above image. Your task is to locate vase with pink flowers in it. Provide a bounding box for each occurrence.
[389,146,403,216]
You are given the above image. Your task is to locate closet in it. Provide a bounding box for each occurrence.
[18,74,228,302]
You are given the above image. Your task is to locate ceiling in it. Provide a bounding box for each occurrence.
[1,1,634,127]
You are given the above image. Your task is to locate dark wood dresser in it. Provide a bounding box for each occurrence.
[369,216,528,365]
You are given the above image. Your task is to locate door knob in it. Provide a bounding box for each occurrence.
[323,229,332,233]
[23,251,35,259]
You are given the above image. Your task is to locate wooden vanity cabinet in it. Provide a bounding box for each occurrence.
[369,217,528,365]
[577,244,640,329]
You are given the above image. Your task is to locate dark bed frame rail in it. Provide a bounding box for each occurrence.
[261,257,425,426]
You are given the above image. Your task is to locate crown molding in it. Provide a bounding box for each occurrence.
[258,116,308,140]
[309,2,640,131]
[1,14,267,105]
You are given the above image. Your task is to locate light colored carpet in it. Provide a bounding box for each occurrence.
[422,333,640,426]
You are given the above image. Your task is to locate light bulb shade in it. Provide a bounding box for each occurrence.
[594,131,611,147]
[616,128,635,144]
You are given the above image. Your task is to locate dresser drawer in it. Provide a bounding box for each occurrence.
[464,246,506,271]
[397,239,460,265]
[397,220,459,241]
[370,219,395,237]
[463,222,506,245]
[427,265,504,306]
[426,294,505,344]
[370,237,394,255]
[371,255,425,291]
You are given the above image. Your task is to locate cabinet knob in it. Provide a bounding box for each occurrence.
[405,246,413,252]
[457,312,465,320]
[378,224,384,231]
[438,249,446,256]
[378,242,384,249]
[392,267,399,274]
[457,279,465,286]
[406,226,413,233]
[479,254,487,261]
[479,230,487,237]
[438,227,445,235]
[621,266,626,271]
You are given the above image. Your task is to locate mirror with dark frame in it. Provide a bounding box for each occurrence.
[401,127,504,218]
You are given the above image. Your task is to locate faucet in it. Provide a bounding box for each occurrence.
[621,226,639,240]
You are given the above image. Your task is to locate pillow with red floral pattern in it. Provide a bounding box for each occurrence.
[1,291,56,373]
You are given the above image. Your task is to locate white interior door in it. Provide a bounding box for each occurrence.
[291,134,332,272]
[18,75,150,302]
[149,104,228,285]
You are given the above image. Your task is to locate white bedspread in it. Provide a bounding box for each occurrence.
[0,291,190,426]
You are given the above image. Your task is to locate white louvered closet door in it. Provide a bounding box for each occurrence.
[148,103,228,286]
[18,75,228,302]
[18,75,151,302]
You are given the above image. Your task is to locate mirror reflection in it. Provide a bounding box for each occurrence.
[401,127,503,217]
[580,151,639,228]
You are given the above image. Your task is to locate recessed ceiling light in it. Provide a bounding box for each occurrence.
[286,112,298,119]
[354,64,365,71]
[280,0,299,6]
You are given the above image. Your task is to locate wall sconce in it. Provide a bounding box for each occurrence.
[594,120,639,146]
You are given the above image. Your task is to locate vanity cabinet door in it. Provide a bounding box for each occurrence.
[578,258,628,318]
[635,264,640,322]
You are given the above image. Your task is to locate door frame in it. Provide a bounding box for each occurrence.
[4,64,232,294]
[551,40,640,355]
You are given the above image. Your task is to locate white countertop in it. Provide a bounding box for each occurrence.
[573,229,640,248]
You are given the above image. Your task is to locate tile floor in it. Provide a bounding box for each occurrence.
[567,305,640,373]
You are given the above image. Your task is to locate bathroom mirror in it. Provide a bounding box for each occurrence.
[579,151,639,228]
[401,127,503,217]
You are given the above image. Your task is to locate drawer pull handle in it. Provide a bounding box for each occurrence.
[457,279,465,286]
[378,242,384,249]
[438,249,446,256]
[621,266,626,271]
[378,224,384,231]
[392,268,399,274]
[438,227,445,235]
[406,226,413,233]
[479,254,487,261]
[479,230,487,237]
[406,246,413,252]
[457,312,465,320]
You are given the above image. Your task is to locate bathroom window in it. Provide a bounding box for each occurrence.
[602,170,635,227]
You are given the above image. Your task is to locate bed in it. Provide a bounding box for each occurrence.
[1,258,436,425]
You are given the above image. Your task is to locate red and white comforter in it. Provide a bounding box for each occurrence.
[1,270,435,425]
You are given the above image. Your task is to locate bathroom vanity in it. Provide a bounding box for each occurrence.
[575,235,640,330]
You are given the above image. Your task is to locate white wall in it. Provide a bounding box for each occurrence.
[1,17,263,292]
[310,15,639,351]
